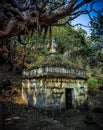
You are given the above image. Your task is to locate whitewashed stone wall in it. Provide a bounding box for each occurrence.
[22,74,88,109]
[22,66,87,79]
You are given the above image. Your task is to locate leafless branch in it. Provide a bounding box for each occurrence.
[72,23,91,28]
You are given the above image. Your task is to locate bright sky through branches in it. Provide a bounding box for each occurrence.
[72,0,103,36]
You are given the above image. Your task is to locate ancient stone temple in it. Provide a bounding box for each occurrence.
[22,64,88,110]
[22,39,88,110]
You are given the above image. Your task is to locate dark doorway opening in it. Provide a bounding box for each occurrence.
[66,88,73,109]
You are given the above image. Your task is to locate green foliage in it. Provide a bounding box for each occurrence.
[90,13,103,38]
[53,25,86,55]
[52,24,103,89]
[8,21,103,89]
[88,67,103,88]
[88,77,97,88]
[90,13,103,49]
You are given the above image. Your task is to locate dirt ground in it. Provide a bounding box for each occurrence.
[0,87,103,130]
[0,63,103,130]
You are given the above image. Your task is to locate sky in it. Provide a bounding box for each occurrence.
[72,0,103,36]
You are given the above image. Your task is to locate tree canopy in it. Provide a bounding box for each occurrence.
[90,12,103,48]
[0,0,100,38]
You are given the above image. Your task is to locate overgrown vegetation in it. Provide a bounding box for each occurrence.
[0,0,102,90]
[1,21,102,90]
[0,1,103,130]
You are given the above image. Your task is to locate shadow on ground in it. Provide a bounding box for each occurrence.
[0,90,103,130]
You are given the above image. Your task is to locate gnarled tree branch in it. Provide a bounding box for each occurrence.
[0,18,16,37]
[0,0,100,38]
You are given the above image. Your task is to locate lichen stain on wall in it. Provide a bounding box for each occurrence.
[22,76,88,109]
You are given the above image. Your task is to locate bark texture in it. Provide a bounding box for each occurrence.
[0,0,94,38]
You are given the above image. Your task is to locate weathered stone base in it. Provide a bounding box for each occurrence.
[22,77,88,110]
